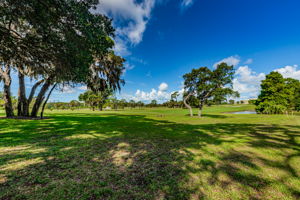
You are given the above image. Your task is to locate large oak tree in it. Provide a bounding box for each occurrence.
[183,63,237,117]
[0,0,124,117]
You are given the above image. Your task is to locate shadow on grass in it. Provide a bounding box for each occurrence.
[0,114,299,199]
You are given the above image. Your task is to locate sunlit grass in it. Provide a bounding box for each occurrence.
[0,105,299,199]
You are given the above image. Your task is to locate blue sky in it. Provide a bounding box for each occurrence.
[3,0,300,102]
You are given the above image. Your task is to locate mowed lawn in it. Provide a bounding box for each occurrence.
[0,105,300,200]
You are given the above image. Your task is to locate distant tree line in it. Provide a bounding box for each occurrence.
[45,98,151,111]
[44,96,249,112]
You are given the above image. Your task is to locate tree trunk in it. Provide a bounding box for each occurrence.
[31,78,52,117]
[41,84,57,119]
[99,104,103,111]
[183,92,193,117]
[28,79,44,106]
[198,103,203,117]
[2,65,14,117]
[17,66,29,116]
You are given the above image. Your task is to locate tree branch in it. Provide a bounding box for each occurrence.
[40,83,57,119]
[28,79,45,105]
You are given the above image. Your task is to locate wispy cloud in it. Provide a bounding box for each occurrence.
[123,63,135,74]
[181,0,194,8]
[244,58,253,65]
[130,57,148,65]
[146,71,152,78]
[180,0,196,11]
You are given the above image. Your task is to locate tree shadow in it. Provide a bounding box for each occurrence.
[0,114,299,199]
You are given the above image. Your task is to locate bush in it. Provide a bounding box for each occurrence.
[255,101,287,114]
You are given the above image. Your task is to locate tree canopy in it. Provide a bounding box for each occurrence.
[183,62,237,117]
[255,72,300,114]
[0,0,125,117]
[79,89,113,111]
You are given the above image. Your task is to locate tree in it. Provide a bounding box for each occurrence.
[248,99,257,105]
[169,91,180,108]
[79,91,97,111]
[118,99,127,109]
[229,99,235,105]
[69,100,81,110]
[79,89,112,111]
[183,63,237,117]
[136,101,144,109]
[285,78,300,113]
[0,66,14,116]
[212,88,239,105]
[294,86,300,111]
[255,72,288,114]
[256,72,300,114]
[1,0,124,118]
[0,91,4,109]
[171,92,179,102]
[129,100,136,109]
[107,98,119,110]
[150,100,157,108]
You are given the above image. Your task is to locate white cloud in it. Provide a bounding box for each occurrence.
[244,58,253,65]
[96,0,198,55]
[96,0,155,55]
[61,85,76,94]
[134,88,170,101]
[119,82,173,102]
[232,64,300,100]
[77,85,87,91]
[213,55,240,68]
[274,65,300,80]
[158,82,168,91]
[233,66,265,99]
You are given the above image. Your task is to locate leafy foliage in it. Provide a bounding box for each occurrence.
[79,89,113,111]
[183,62,237,116]
[0,0,125,117]
[255,72,300,114]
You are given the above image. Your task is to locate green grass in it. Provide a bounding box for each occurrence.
[0,105,299,200]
